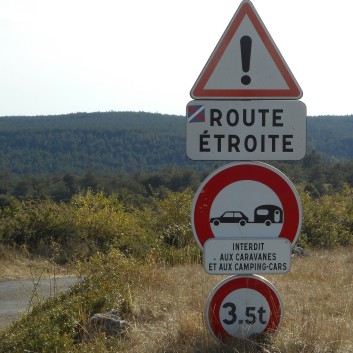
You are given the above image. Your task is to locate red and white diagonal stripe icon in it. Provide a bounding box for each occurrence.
[187,104,205,123]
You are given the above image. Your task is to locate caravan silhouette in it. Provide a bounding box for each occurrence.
[210,204,283,227]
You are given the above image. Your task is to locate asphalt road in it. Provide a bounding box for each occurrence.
[0,277,79,330]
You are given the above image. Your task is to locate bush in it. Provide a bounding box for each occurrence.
[152,188,195,248]
[0,190,158,261]
[300,184,353,248]
[68,190,155,257]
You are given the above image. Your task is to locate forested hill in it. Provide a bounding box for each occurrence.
[0,111,351,175]
[0,112,189,175]
[307,115,353,160]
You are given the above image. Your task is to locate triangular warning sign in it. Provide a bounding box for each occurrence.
[190,0,302,99]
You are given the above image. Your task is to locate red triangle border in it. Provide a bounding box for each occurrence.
[191,0,302,99]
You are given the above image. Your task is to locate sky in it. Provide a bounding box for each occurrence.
[0,0,352,117]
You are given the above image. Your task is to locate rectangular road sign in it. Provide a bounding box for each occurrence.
[186,100,306,161]
[204,238,291,275]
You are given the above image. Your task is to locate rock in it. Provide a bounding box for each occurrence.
[292,246,306,257]
[90,309,130,338]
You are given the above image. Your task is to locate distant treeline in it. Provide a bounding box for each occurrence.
[0,150,353,205]
[0,111,353,176]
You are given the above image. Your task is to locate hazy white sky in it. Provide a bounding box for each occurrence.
[0,0,352,117]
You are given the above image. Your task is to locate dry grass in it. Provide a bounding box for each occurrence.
[120,248,353,353]
[267,248,353,353]
[1,248,353,352]
[0,246,73,280]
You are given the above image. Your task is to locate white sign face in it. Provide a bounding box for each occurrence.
[220,288,270,337]
[186,100,306,160]
[206,275,283,342]
[204,238,291,275]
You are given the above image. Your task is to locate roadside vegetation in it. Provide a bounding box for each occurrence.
[1,184,353,352]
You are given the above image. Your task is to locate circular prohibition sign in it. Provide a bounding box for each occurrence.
[191,161,302,249]
[205,274,284,342]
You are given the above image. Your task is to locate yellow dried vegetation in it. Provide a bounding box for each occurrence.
[117,248,353,353]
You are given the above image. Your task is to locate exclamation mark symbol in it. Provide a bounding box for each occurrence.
[240,35,252,85]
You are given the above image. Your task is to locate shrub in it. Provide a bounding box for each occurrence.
[151,188,195,248]
[0,190,159,261]
[68,190,154,257]
[300,184,353,248]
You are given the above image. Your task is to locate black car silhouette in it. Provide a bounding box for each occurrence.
[210,211,249,226]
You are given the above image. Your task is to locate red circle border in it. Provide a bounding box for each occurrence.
[192,162,302,248]
[206,275,283,341]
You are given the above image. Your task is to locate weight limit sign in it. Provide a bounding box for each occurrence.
[205,275,283,343]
